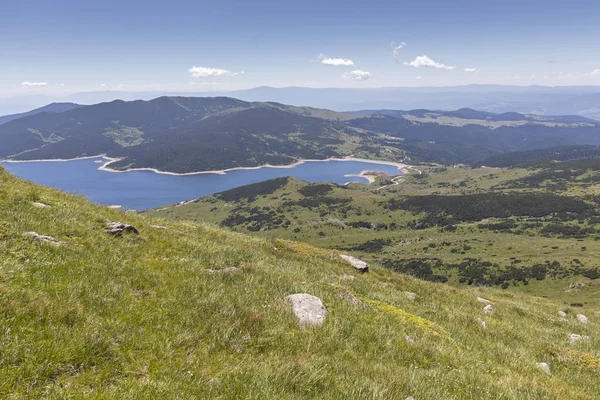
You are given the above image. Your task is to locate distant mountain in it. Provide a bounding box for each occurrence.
[2,96,600,172]
[2,85,600,119]
[0,102,82,125]
[350,108,599,124]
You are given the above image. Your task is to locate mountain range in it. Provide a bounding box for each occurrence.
[3,85,600,119]
[2,96,600,173]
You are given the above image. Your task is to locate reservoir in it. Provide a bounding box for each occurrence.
[2,157,403,210]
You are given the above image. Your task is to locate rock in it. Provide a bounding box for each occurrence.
[105,222,139,236]
[406,397,415,400]
[558,311,568,318]
[569,333,589,346]
[340,274,355,280]
[340,254,368,273]
[339,291,368,309]
[476,317,486,328]
[568,282,585,292]
[576,314,589,324]
[23,231,64,246]
[208,267,239,273]
[32,202,50,208]
[405,334,415,343]
[151,225,167,229]
[405,292,417,300]
[107,205,122,209]
[483,304,494,314]
[477,297,492,304]
[535,362,551,375]
[286,293,327,328]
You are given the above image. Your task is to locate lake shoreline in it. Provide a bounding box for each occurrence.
[3,154,409,178]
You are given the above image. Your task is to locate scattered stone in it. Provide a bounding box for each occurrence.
[340,274,355,280]
[105,222,139,236]
[286,293,327,328]
[23,231,65,246]
[568,282,585,292]
[208,267,239,274]
[558,311,568,318]
[569,333,589,346]
[405,292,417,300]
[340,254,368,273]
[31,202,50,209]
[151,225,167,229]
[406,397,415,400]
[483,304,494,314]
[576,314,589,324]
[476,317,486,328]
[535,362,551,375]
[405,334,415,343]
[477,297,492,304]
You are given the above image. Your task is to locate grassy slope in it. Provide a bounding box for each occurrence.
[2,167,600,399]
[147,165,600,311]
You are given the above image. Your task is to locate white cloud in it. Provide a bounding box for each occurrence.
[391,41,406,62]
[416,76,422,80]
[318,54,355,67]
[404,55,455,70]
[464,68,479,73]
[342,70,372,81]
[21,81,48,87]
[587,69,600,76]
[100,84,106,88]
[189,66,238,78]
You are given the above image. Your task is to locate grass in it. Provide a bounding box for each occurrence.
[146,165,600,310]
[1,165,600,398]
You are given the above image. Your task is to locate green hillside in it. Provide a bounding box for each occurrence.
[1,165,600,398]
[146,162,600,310]
[2,97,600,173]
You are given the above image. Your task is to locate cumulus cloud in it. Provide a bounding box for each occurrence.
[391,41,406,62]
[189,66,238,78]
[404,55,455,70]
[588,69,600,76]
[464,68,479,73]
[21,81,48,87]
[318,54,355,67]
[342,70,372,81]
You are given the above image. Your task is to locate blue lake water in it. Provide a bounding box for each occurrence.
[2,157,403,210]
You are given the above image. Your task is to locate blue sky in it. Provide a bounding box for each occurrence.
[2,0,600,95]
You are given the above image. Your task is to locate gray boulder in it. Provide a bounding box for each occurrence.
[535,362,551,375]
[286,293,327,328]
[569,333,589,346]
[476,317,486,328]
[576,314,589,324]
[483,304,494,314]
[405,292,417,300]
[106,222,139,236]
[340,254,368,272]
[24,231,64,246]
[558,311,568,318]
[477,297,492,304]
[32,202,50,209]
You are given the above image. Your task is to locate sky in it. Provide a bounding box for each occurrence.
[1,0,600,96]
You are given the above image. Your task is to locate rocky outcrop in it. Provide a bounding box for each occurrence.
[340,254,368,272]
[286,293,327,328]
[105,222,139,236]
[23,232,65,246]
